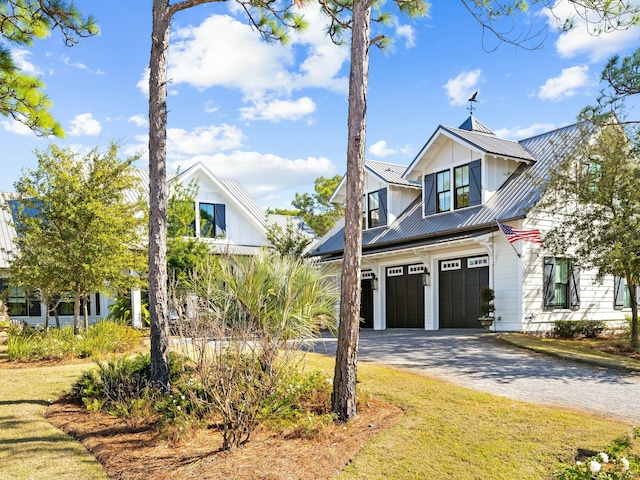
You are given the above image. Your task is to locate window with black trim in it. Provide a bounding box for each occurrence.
[362,188,387,229]
[543,257,580,309]
[4,285,41,317]
[424,160,481,217]
[454,164,470,209]
[199,203,226,238]
[436,170,450,213]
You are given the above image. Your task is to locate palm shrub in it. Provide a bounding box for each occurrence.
[167,248,339,450]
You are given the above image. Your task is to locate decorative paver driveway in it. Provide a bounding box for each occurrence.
[310,329,640,424]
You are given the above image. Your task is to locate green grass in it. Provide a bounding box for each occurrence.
[1,342,638,480]
[301,355,638,480]
[0,344,107,480]
[500,333,640,372]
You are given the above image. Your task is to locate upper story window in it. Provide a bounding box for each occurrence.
[454,164,470,209]
[436,170,450,213]
[362,188,387,230]
[543,257,580,310]
[199,203,226,238]
[424,159,481,216]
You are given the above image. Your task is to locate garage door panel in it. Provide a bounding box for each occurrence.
[386,265,424,328]
[439,256,489,329]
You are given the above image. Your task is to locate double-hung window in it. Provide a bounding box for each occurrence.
[424,160,481,216]
[454,164,470,209]
[614,276,638,309]
[436,170,450,213]
[362,188,387,229]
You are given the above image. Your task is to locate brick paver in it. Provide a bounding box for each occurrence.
[310,329,640,424]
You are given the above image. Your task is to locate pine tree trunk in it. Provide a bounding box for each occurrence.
[73,290,81,335]
[331,0,371,423]
[629,277,639,350]
[148,0,172,391]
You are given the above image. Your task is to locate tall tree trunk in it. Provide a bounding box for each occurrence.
[44,300,50,331]
[331,0,371,423]
[73,290,81,334]
[149,0,172,391]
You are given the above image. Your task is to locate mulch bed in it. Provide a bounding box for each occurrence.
[46,398,403,480]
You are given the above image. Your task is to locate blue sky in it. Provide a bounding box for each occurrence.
[2,1,640,209]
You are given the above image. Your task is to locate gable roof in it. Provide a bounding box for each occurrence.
[365,160,421,187]
[403,117,535,177]
[311,123,582,259]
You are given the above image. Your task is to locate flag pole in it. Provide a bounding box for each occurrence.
[496,219,521,258]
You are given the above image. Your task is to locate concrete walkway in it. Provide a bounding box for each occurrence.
[309,329,640,424]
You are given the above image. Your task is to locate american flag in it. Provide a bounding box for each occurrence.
[497,222,543,246]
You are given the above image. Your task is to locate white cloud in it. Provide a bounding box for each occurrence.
[369,140,397,157]
[136,7,349,106]
[11,49,42,75]
[61,55,88,70]
[239,96,316,122]
[494,123,557,140]
[128,114,148,127]
[1,118,34,136]
[542,2,640,61]
[395,23,416,49]
[68,113,102,136]
[443,69,482,106]
[167,125,244,156]
[169,151,336,203]
[538,65,590,101]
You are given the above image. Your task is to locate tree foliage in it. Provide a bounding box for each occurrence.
[8,143,148,334]
[266,215,314,256]
[269,175,344,237]
[0,0,98,136]
[536,119,640,349]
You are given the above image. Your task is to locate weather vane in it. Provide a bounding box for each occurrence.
[467,91,478,115]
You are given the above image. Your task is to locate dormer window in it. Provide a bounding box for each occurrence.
[362,188,387,229]
[454,164,470,209]
[436,170,450,213]
[424,159,482,216]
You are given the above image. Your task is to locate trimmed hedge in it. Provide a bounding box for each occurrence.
[552,320,606,339]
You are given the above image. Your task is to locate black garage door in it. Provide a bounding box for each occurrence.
[439,256,489,328]
[386,264,425,328]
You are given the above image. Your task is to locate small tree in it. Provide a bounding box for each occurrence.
[9,143,148,334]
[538,118,640,350]
[266,215,313,257]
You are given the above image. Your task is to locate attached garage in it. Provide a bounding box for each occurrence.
[385,264,425,328]
[439,255,489,328]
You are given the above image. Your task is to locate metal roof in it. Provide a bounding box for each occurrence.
[365,160,420,187]
[218,177,266,226]
[310,123,582,258]
[442,126,536,163]
[458,115,494,135]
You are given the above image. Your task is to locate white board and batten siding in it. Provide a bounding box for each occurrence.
[520,215,627,333]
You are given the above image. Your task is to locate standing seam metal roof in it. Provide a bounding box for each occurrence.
[310,123,582,257]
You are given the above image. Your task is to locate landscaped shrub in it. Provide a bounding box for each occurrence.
[552,320,606,339]
[554,427,640,479]
[7,321,143,361]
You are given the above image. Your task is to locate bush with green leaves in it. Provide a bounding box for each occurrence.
[6,321,143,361]
[552,320,606,339]
[554,428,640,479]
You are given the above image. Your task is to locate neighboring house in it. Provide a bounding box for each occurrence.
[310,116,629,333]
[0,161,315,327]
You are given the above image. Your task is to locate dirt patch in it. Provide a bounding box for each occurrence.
[46,398,403,480]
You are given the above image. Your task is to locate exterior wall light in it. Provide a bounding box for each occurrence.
[422,270,430,286]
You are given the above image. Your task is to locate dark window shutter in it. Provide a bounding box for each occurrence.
[214,204,226,236]
[423,173,436,216]
[569,263,581,308]
[543,257,555,308]
[95,293,101,316]
[378,188,388,226]
[469,159,482,207]
[614,276,624,309]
